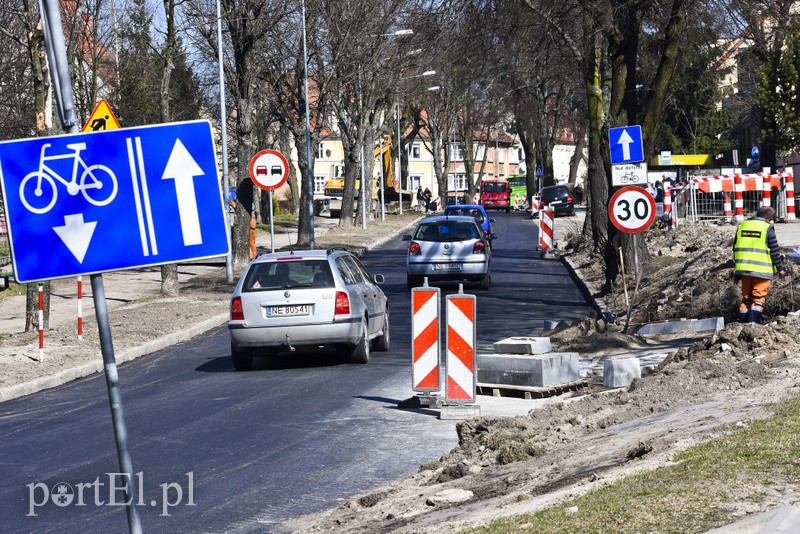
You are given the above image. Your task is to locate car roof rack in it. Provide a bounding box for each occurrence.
[326,246,348,255]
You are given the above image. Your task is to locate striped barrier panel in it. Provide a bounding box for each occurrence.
[77,275,83,339]
[734,174,745,222]
[435,197,442,212]
[38,283,44,361]
[724,194,732,223]
[762,176,771,208]
[445,292,476,404]
[531,196,540,217]
[538,208,554,251]
[664,183,673,227]
[411,286,440,392]
[787,172,796,220]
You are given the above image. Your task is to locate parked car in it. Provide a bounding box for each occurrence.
[479,179,511,212]
[403,215,494,290]
[228,249,389,370]
[443,204,495,238]
[540,185,575,216]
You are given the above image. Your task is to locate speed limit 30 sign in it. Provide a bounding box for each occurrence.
[608,186,656,233]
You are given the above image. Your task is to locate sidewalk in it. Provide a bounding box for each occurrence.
[0,211,422,402]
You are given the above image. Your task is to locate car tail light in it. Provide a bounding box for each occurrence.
[335,291,350,315]
[484,230,490,236]
[230,297,244,321]
[409,242,421,256]
[473,241,486,254]
[567,195,573,203]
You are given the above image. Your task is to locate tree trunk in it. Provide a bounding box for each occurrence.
[568,125,587,185]
[159,0,178,296]
[233,93,255,267]
[279,126,299,215]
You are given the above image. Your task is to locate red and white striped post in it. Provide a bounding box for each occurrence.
[663,183,673,228]
[538,207,554,252]
[723,194,732,223]
[786,171,796,220]
[38,283,44,361]
[77,276,84,340]
[445,291,476,404]
[762,175,771,208]
[411,285,440,393]
[530,196,540,218]
[734,174,745,222]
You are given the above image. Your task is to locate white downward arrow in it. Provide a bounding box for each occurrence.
[53,214,97,263]
[618,129,634,161]
[162,139,204,246]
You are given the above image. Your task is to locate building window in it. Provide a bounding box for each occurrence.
[314,175,326,193]
[409,175,422,191]
[498,147,504,164]
[451,143,464,161]
[318,142,326,159]
[447,173,467,191]
[411,143,422,160]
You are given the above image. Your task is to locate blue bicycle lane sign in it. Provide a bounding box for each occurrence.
[0,120,230,282]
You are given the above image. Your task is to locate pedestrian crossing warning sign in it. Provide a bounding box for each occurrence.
[82,99,121,132]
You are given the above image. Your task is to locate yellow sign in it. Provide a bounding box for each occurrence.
[650,154,712,166]
[81,99,121,132]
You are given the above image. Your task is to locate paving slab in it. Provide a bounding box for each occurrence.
[477,352,579,388]
[492,336,552,355]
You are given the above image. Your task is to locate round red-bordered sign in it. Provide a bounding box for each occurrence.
[608,186,656,234]
[249,150,289,191]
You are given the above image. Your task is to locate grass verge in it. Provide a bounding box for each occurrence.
[467,394,800,533]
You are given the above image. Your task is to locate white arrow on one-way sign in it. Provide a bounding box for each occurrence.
[618,129,634,162]
[53,213,97,263]
[162,139,204,246]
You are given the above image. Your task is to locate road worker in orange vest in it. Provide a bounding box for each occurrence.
[733,206,785,323]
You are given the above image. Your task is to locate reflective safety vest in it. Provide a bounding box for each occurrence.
[734,219,775,277]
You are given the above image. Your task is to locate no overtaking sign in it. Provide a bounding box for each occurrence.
[608,186,656,234]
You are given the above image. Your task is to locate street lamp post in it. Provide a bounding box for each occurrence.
[301,0,315,248]
[216,0,233,283]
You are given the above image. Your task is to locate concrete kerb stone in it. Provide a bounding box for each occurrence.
[631,317,724,335]
[477,352,580,388]
[493,336,552,355]
[603,356,642,388]
[0,312,229,404]
[560,253,609,323]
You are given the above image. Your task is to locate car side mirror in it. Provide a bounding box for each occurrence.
[401,235,412,241]
[373,274,385,285]
[490,218,496,223]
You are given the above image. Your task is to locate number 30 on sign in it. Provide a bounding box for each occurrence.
[608,186,656,234]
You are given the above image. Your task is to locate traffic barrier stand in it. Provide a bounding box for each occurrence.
[762,175,771,208]
[787,171,796,220]
[38,283,44,362]
[77,275,84,340]
[723,194,732,223]
[537,207,555,258]
[531,196,540,218]
[734,174,745,222]
[441,285,480,419]
[410,278,441,407]
[664,183,674,228]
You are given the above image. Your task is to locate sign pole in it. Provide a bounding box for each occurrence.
[40,1,142,531]
[632,233,639,283]
[269,190,275,253]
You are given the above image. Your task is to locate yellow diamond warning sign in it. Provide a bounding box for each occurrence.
[82,99,121,132]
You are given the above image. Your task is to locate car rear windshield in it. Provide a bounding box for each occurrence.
[242,260,334,291]
[542,186,570,201]
[482,182,508,193]
[414,221,481,242]
[445,207,486,223]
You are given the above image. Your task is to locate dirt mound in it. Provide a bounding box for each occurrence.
[429,319,789,482]
[545,316,649,354]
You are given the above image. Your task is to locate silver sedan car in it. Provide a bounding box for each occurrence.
[404,215,493,290]
[228,249,389,370]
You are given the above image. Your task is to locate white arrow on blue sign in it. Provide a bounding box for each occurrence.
[0,120,230,282]
[608,125,644,165]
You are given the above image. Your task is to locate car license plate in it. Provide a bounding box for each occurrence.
[267,305,312,317]
[551,200,563,205]
[434,263,462,271]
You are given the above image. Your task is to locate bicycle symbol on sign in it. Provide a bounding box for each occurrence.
[619,172,639,184]
[19,142,118,214]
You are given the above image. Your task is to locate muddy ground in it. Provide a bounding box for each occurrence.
[280,222,800,533]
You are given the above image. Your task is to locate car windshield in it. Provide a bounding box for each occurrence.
[482,182,508,193]
[414,221,481,242]
[445,208,486,223]
[242,260,334,291]
[542,186,569,201]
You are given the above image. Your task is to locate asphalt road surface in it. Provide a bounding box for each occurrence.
[0,210,591,532]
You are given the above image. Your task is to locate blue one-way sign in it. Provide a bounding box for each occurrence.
[609,125,644,165]
[0,120,230,282]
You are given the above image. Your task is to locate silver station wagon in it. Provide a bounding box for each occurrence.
[228,249,389,370]
[404,215,493,290]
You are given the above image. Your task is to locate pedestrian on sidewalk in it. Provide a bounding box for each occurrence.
[733,206,785,323]
[249,205,258,259]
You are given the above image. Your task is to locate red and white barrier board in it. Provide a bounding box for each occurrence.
[531,196,540,217]
[411,287,440,392]
[788,172,796,219]
[538,208,554,251]
[445,293,476,404]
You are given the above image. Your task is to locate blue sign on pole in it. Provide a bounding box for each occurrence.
[534,165,544,177]
[608,125,644,165]
[0,120,230,282]
[751,146,760,160]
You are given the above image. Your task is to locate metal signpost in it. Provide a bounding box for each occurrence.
[608,185,657,280]
[249,149,289,253]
